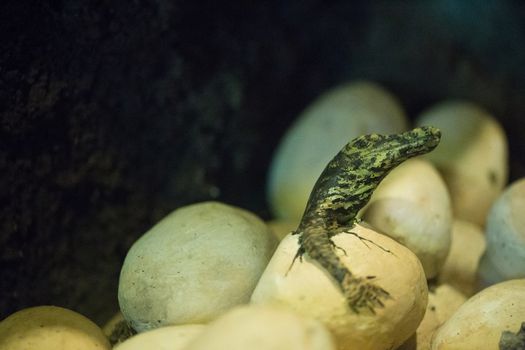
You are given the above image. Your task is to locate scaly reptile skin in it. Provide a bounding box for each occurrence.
[292,126,441,314]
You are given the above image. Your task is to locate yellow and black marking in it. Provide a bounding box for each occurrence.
[292,126,441,314]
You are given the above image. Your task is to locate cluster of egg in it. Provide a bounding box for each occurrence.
[1,81,524,350]
[265,81,525,349]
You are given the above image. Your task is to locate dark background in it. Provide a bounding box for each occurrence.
[1,0,524,326]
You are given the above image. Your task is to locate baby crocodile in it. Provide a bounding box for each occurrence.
[292,126,441,314]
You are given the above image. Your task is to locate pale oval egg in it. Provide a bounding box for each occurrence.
[0,305,110,350]
[431,279,525,350]
[416,100,508,226]
[478,178,525,286]
[362,158,453,279]
[251,224,427,350]
[118,201,278,332]
[268,81,408,221]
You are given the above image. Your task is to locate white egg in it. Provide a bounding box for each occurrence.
[431,279,525,350]
[416,100,508,226]
[115,324,205,350]
[251,224,427,350]
[118,201,278,332]
[362,158,453,279]
[0,306,110,350]
[398,284,466,350]
[268,81,408,221]
[183,305,335,350]
[478,178,525,286]
[438,220,486,296]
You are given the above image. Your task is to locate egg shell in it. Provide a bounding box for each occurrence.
[114,324,205,350]
[0,305,110,350]
[478,178,525,286]
[362,158,453,279]
[428,284,467,325]
[398,284,466,350]
[438,220,485,296]
[416,100,508,226]
[268,81,408,221]
[118,201,278,332]
[183,304,336,350]
[251,224,428,350]
[431,279,525,350]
